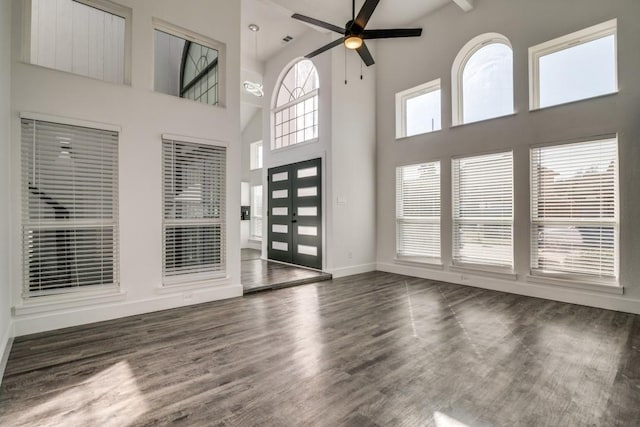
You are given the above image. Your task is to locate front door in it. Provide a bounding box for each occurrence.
[267,158,322,270]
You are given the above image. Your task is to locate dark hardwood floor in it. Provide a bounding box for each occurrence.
[241,248,332,293]
[1,271,639,426]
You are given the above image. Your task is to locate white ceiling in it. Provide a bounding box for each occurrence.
[241,0,451,68]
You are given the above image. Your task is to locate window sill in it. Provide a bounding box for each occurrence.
[526,274,623,295]
[249,238,262,243]
[450,264,517,281]
[451,112,517,128]
[14,287,127,316]
[394,257,443,269]
[271,137,319,153]
[395,129,443,141]
[529,90,619,112]
[158,275,230,294]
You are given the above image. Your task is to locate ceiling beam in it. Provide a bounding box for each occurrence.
[452,0,474,12]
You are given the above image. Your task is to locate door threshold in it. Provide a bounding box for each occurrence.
[266,258,324,273]
[243,271,333,294]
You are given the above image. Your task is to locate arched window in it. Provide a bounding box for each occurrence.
[452,33,514,125]
[273,59,319,149]
[180,41,219,106]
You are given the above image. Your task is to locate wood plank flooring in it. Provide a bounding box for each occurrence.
[241,249,332,293]
[1,271,639,426]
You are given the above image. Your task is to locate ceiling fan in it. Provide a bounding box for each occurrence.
[291,0,423,67]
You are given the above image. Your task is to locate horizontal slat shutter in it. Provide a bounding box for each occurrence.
[21,118,119,295]
[453,151,513,268]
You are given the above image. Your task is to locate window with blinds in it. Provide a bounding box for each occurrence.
[21,117,119,296]
[251,185,263,240]
[396,162,441,262]
[530,138,618,281]
[162,138,226,283]
[453,151,513,269]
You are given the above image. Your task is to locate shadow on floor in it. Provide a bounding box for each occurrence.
[241,248,332,294]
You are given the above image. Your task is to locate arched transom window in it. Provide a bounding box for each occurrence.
[273,59,319,149]
[452,33,514,125]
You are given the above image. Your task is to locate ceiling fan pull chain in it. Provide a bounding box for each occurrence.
[360,59,363,80]
[345,45,348,85]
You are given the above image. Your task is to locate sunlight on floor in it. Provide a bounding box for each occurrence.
[434,411,470,427]
[17,361,149,427]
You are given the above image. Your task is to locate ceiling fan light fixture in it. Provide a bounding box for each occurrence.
[344,35,363,50]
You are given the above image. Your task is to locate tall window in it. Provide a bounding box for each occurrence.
[251,185,263,240]
[452,33,514,125]
[29,0,131,84]
[250,141,263,170]
[21,116,119,296]
[162,137,226,283]
[396,79,442,138]
[529,19,617,110]
[396,162,441,262]
[273,59,319,150]
[530,138,618,282]
[453,152,513,269]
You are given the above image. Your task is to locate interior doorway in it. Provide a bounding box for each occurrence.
[267,158,322,270]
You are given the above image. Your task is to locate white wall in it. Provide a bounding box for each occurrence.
[262,30,377,277]
[375,0,640,313]
[9,0,242,336]
[241,108,263,250]
[1,0,14,378]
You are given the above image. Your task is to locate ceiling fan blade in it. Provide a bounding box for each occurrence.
[292,13,345,34]
[357,41,375,67]
[306,37,345,59]
[363,28,423,39]
[353,0,380,31]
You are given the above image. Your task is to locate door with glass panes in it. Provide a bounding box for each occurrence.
[267,158,322,270]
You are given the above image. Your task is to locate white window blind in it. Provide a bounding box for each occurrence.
[250,141,263,170]
[530,138,618,281]
[162,138,226,282]
[251,185,263,240]
[453,152,513,269]
[21,118,119,296]
[396,162,441,261]
[30,0,128,84]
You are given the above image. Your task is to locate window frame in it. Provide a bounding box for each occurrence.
[395,79,442,139]
[251,185,263,241]
[452,150,514,272]
[23,0,133,85]
[250,141,263,170]
[451,33,514,126]
[529,136,619,285]
[528,19,618,111]
[161,133,227,286]
[272,59,320,151]
[395,161,442,264]
[20,112,121,298]
[153,18,227,108]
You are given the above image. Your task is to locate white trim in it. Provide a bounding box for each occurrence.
[395,78,441,139]
[13,290,127,316]
[394,257,444,269]
[329,263,376,279]
[13,284,243,336]
[162,133,228,148]
[376,262,640,314]
[20,111,121,133]
[0,321,15,386]
[528,19,618,111]
[451,32,513,126]
[450,264,517,281]
[162,274,229,289]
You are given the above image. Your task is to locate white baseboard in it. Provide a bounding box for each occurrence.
[0,319,15,386]
[377,262,640,315]
[330,263,377,279]
[13,284,243,337]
